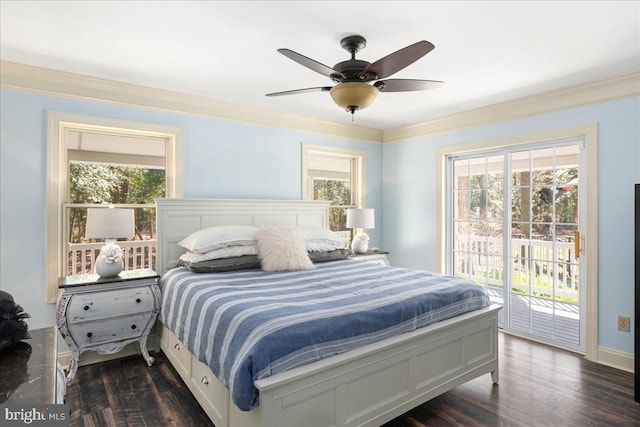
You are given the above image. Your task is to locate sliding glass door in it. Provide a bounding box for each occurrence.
[449,140,585,352]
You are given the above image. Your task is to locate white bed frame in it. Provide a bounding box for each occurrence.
[155,198,500,427]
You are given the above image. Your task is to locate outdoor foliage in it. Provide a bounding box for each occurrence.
[510,167,578,239]
[455,158,580,305]
[313,178,352,231]
[68,163,165,243]
[459,167,578,240]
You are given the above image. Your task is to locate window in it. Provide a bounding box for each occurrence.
[302,144,366,243]
[46,112,183,302]
[65,130,168,276]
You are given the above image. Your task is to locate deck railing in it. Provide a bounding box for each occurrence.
[456,234,579,301]
[67,234,578,302]
[67,240,157,275]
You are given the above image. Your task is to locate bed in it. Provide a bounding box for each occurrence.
[155,198,500,427]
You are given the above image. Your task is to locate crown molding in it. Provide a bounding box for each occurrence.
[2,61,637,145]
[383,71,640,143]
[0,61,382,143]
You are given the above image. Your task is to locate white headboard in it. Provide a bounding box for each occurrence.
[155,198,331,274]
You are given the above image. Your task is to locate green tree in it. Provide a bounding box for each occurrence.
[68,163,165,242]
[69,163,120,204]
[313,178,351,231]
[122,168,165,238]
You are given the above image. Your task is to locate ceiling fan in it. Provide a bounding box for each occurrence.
[266,35,443,118]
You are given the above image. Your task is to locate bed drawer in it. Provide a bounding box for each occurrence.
[191,357,229,427]
[163,328,191,380]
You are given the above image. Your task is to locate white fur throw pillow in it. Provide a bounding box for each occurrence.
[254,226,314,272]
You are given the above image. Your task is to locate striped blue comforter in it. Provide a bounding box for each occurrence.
[159,259,489,411]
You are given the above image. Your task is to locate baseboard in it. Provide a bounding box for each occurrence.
[597,346,635,373]
[499,330,634,373]
[57,335,158,369]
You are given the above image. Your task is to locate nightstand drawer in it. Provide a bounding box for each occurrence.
[361,257,389,265]
[351,253,390,266]
[67,286,155,323]
[69,313,153,347]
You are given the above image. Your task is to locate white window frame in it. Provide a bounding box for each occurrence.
[45,112,184,303]
[301,144,366,235]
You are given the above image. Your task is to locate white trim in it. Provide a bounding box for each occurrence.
[45,112,184,303]
[384,72,639,142]
[583,124,599,362]
[0,61,381,143]
[597,346,634,373]
[2,61,637,143]
[46,113,67,304]
[436,123,598,362]
[301,144,367,208]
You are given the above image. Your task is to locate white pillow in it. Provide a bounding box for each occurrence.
[300,226,346,252]
[306,240,346,252]
[254,226,314,272]
[179,245,258,263]
[178,225,258,254]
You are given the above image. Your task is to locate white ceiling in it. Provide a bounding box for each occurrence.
[1,1,639,130]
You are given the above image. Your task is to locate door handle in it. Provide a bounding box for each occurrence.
[574,231,580,259]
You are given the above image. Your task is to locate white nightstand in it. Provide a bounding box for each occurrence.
[351,250,390,266]
[56,269,160,385]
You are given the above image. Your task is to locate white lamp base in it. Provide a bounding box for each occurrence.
[351,230,370,254]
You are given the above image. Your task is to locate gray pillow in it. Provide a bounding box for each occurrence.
[178,255,261,273]
[178,249,351,273]
[307,249,351,263]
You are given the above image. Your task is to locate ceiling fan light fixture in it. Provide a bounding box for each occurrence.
[268,35,440,119]
[329,82,378,113]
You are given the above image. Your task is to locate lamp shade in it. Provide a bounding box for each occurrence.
[85,208,135,239]
[329,83,378,112]
[346,208,375,230]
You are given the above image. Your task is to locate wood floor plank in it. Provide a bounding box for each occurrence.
[66,333,639,426]
[99,362,130,427]
[77,361,111,414]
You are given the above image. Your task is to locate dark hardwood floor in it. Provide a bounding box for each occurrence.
[66,333,639,427]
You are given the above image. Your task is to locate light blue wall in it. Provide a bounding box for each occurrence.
[382,96,640,354]
[0,88,383,329]
[2,85,637,356]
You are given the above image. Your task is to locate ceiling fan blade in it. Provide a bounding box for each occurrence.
[278,49,345,79]
[375,79,444,92]
[364,41,435,79]
[265,87,332,97]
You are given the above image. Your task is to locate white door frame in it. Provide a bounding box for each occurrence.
[435,123,598,361]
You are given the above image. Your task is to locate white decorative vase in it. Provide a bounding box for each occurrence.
[351,232,370,254]
[95,254,123,278]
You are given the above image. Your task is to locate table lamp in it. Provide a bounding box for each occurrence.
[346,208,375,254]
[85,207,134,277]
